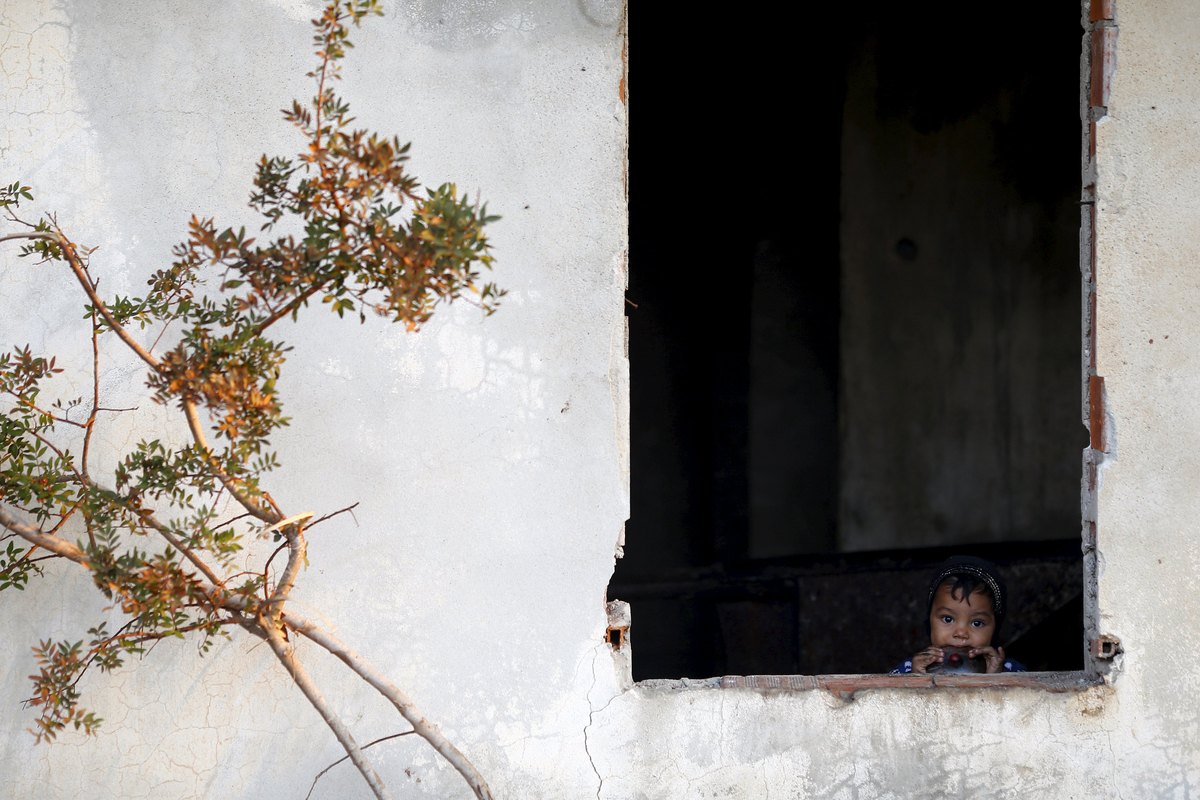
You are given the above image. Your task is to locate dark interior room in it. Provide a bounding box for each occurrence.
[611,4,1087,679]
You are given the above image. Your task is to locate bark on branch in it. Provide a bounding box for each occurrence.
[284,610,495,800]
[0,507,89,565]
[1,502,488,799]
[257,618,394,800]
[4,228,281,525]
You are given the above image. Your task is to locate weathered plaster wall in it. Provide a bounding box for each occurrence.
[3,2,1200,800]
[1,1,629,798]
[589,2,1200,798]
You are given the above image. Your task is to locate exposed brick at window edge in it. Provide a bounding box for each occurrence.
[1089,0,1115,24]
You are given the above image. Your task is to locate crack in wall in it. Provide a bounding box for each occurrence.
[582,643,620,800]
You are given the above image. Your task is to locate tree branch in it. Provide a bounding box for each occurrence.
[181,402,281,524]
[66,616,239,695]
[76,477,227,592]
[53,230,160,370]
[138,513,226,590]
[15,227,281,527]
[283,610,494,800]
[0,507,88,565]
[255,618,393,800]
[251,282,326,335]
[0,230,53,245]
[261,511,313,618]
[3,497,225,616]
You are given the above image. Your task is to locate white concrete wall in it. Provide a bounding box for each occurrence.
[3,1,1200,799]
[1,1,629,798]
[589,3,1200,798]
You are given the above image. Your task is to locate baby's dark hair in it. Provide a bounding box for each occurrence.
[924,555,1009,646]
[938,573,996,609]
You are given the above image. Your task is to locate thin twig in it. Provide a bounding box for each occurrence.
[19,617,140,709]
[307,501,359,530]
[14,427,80,483]
[0,545,58,582]
[211,509,253,533]
[53,611,240,702]
[251,283,326,335]
[81,314,101,482]
[65,617,139,692]
[262,540,290,603]
[2,551,58,569]
[1,393,87,428]
[137,513,226,591]
[43,502,81,537]
[147,317,175,356]
[79,315,101,547]
[306,731,416,800]
[10,430,88,545]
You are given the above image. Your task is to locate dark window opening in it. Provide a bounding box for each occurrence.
[613,4,1087,679]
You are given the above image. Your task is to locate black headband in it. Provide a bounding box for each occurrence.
[927,562,1004,618]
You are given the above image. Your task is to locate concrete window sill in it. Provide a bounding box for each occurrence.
[638,671,1101,695]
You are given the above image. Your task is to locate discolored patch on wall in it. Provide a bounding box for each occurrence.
[399,0,622,50]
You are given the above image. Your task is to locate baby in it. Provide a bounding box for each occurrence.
[891,555,1025,674]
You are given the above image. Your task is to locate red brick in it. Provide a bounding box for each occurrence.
[1088,288,1098,368]
[1091,28,1117,109]
[1089,375,1106,451]
[1090,0,1115,23]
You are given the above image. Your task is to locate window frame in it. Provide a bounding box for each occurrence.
[614,0,1119,691]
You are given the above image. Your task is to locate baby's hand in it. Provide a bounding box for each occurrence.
[910,646,944,674]
[969,646,1006,673]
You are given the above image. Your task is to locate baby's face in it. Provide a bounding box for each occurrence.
[928,583,996,649]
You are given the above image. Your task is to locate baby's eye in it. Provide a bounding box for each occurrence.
[940,615,953,624]
[971,619,986,628]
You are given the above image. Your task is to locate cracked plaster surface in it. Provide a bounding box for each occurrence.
[2,1,629,797]
[5,0,1200,798]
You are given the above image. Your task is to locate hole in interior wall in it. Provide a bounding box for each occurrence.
[612,3,1087,679]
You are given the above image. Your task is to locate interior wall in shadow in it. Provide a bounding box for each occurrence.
[614,3,1084,680]
[838,11,1084,552]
